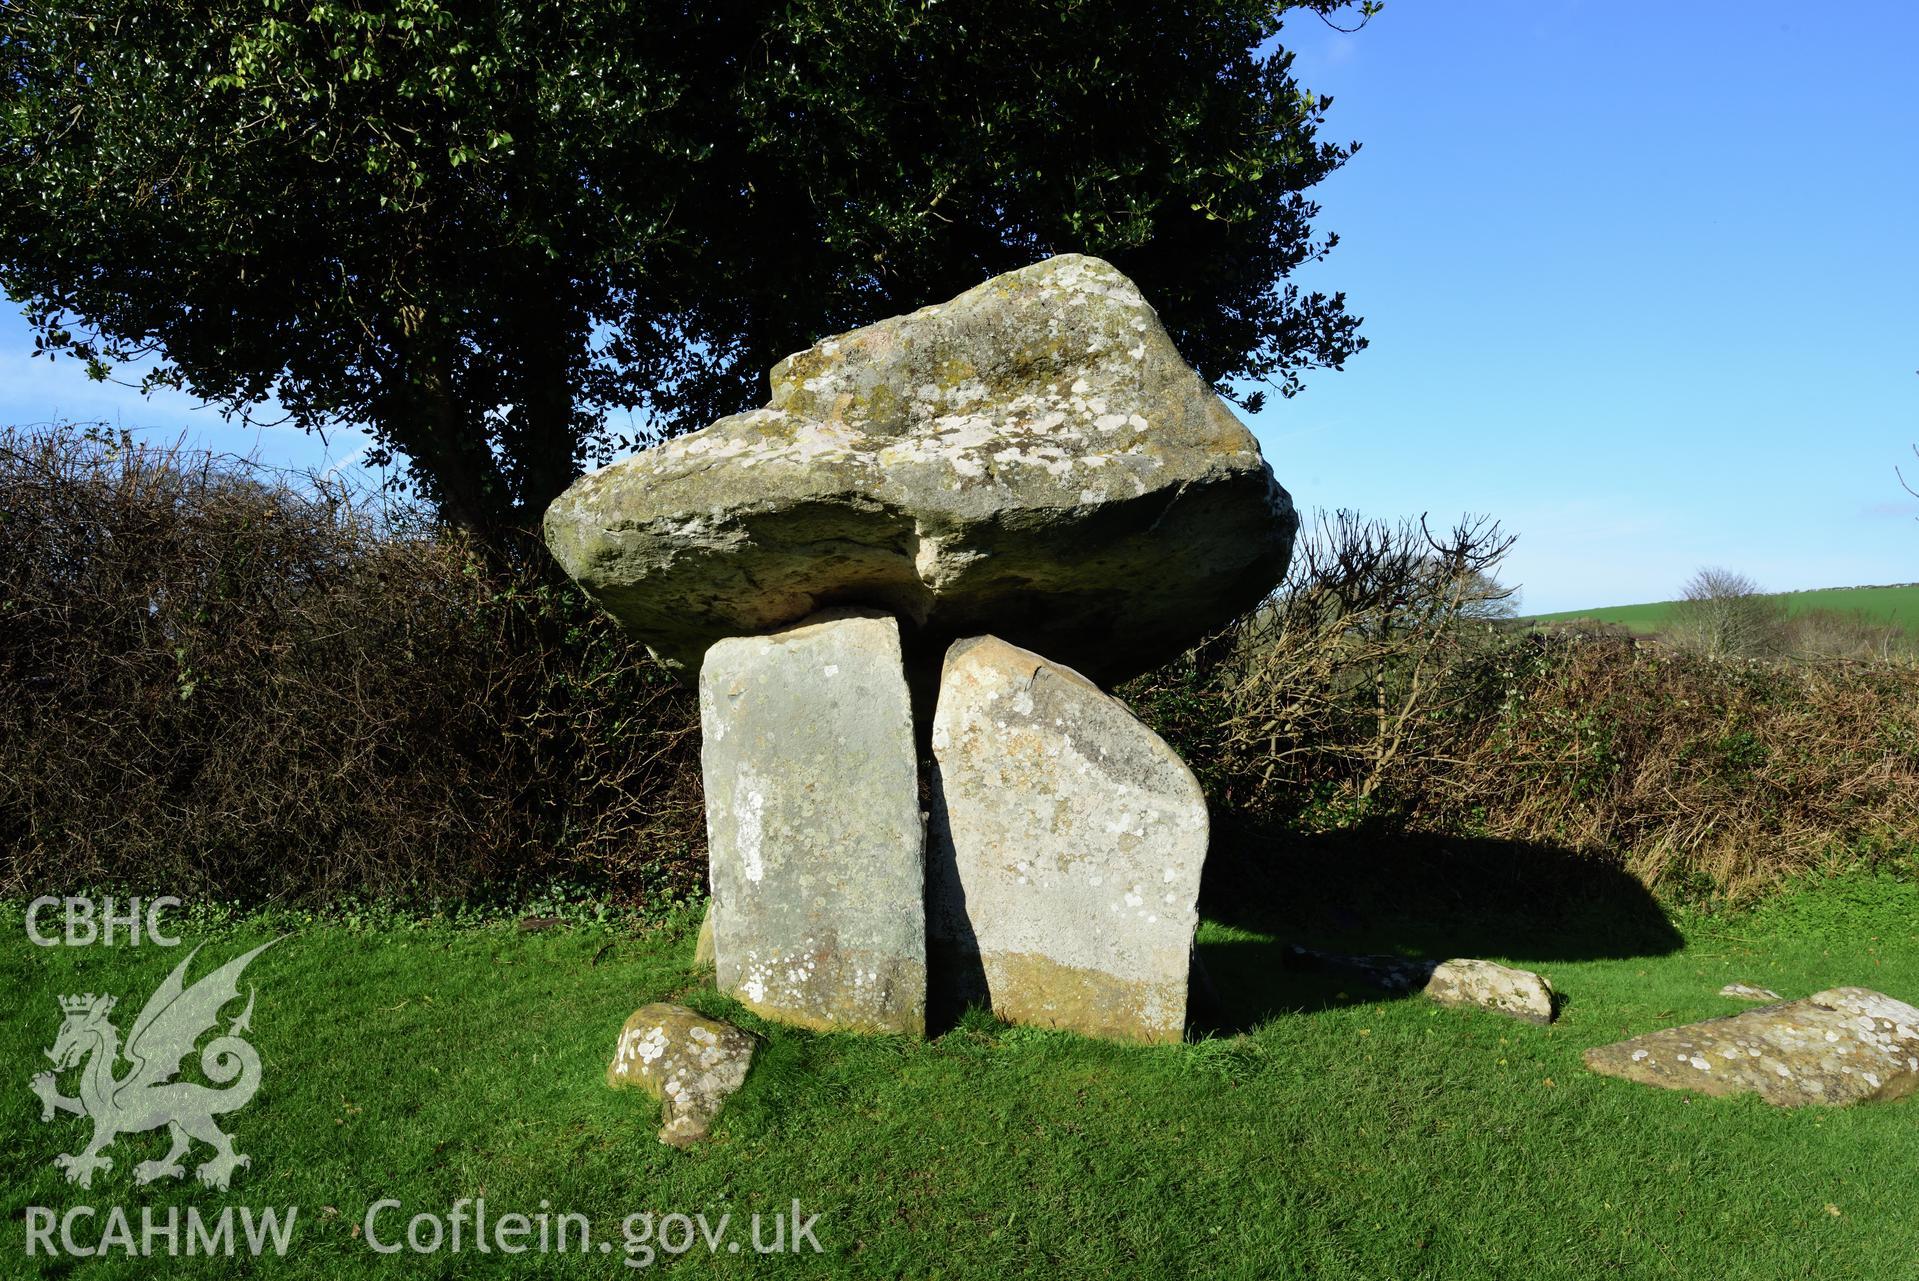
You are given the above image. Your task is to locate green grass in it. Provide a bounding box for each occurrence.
[1528,582,1919,634]
[4,876,1918,1279]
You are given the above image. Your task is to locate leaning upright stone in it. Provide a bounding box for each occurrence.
[928,635,1207,1043]
[700,609,925,1036]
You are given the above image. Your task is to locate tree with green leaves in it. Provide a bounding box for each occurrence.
[2,0,1373,538]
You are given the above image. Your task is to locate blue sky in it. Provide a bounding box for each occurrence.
[3,1,1913,612]
[1269,1,1918,610]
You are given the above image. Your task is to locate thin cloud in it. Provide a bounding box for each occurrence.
[1861,499,1919,518]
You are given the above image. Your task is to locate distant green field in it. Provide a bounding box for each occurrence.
[1529,583,1919,634]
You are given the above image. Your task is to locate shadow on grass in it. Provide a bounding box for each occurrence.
[1189,825,1684,1035]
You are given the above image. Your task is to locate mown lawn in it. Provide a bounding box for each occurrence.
[1527,582,1919,634]
[3,873,1917,1279]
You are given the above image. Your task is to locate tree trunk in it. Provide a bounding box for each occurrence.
[379,327,516,543]
[502,284,584,532]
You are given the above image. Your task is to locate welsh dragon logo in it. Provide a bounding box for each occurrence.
[30,940,279,1190]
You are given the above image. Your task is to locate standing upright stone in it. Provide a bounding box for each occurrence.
[700,609,926,1036]
[928,635,1207,1043]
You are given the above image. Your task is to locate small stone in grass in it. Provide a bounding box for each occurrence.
[607,1004,760,1148]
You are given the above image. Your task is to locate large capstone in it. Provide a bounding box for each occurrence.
[701,609,926,1036]
[543,254,1295,685]
[928,635,1207,1043]
[1584,987,1919,1106]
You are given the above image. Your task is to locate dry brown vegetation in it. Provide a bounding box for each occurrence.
[1127,520,1919,905]
[1412,635,1919,898]
[0,427,704,905]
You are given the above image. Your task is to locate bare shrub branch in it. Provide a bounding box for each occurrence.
[1131,509,1518,816]
[1664,566,1788,659]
